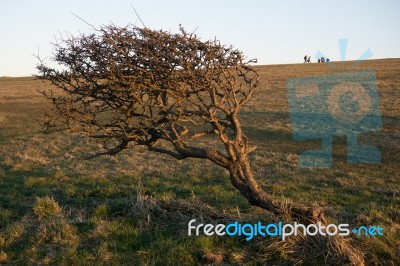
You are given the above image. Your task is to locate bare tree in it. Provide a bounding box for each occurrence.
[37,24,324,222]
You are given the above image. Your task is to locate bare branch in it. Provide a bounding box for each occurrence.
[130,5,146,28]
[70,12,98,31]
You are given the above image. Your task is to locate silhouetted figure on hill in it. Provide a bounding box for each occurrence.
[304,55,307,63]
[307,56,311,63]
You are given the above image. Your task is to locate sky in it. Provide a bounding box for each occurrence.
[0,0,399,76]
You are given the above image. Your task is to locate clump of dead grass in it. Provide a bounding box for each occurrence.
[33,196,63,219]
[261,231,365,265]
[36,219,79,246]
[32,196,79,246]
[202,249,224,265]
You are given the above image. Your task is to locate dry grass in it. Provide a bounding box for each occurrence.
[33,196,63,219]
[269,233,365,265]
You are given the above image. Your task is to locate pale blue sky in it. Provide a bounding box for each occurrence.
[0,0,399,76]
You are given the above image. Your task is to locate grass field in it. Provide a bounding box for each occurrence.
[0,59,399,265]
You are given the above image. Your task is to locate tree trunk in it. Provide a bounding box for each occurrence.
[228,156,326,223]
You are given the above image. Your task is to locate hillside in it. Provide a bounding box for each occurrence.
[0,59,399,265]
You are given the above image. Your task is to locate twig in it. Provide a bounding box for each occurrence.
[130,4,146,28]
[70,12,98,31]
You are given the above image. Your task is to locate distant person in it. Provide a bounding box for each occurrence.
[326,58,330,63]
[318,58,321,63]
[304,55,307,63]
[321,57,325,63]
[307,56,311,63]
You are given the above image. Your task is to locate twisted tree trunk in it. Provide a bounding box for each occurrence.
[227,153,326,223]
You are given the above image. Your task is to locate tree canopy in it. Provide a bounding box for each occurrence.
[37,25,258,165]
[37,24,324,223]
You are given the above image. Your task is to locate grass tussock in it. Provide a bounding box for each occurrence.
[33,196,63,219]
[268,233,365,265]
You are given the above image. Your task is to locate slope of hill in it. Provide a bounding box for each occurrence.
[0,59,399,265]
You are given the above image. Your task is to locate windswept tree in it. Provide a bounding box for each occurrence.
[37,24,324,222]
